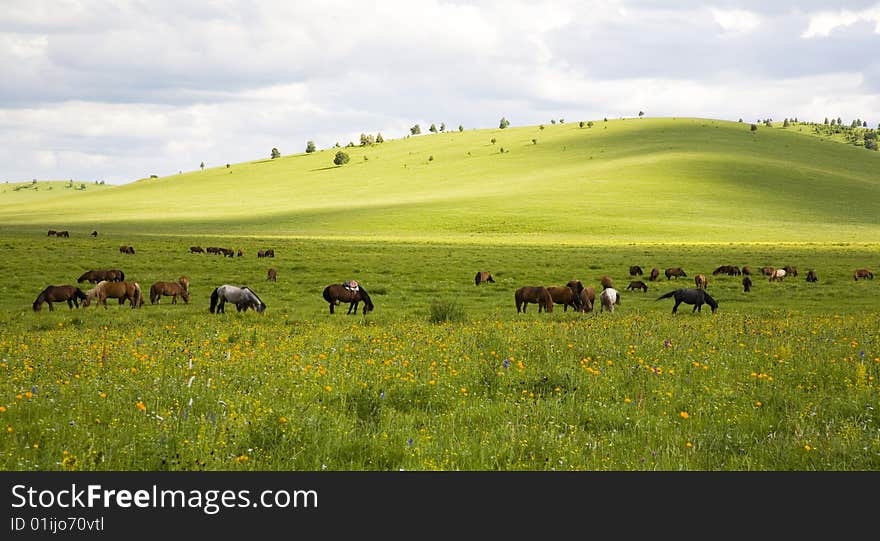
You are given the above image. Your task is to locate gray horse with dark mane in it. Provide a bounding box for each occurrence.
[656,288,718,314]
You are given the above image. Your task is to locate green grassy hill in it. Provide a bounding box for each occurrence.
[1,118,878,243]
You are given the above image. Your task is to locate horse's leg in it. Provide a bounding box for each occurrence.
[67,299,74,309]
[172,294,177,305]
[329,302,334,314]
[47,301,54,311]
[672,300,680,314]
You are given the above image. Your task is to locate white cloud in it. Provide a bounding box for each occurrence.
[801,5,880,37]
[711,8,763,34]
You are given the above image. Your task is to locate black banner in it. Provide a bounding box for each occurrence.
[1,471,876,538]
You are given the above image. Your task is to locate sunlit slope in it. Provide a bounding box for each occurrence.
[1,118,878,243]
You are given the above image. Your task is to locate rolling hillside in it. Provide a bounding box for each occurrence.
[1,118,878,243]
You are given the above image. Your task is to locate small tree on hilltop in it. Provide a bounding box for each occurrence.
[750,123,758,132]
[638,111,645,118]
[429,123,437,133]
[499,117,510,129]
[458,125,463,132]
[440,123,446,132]
[271,148,281,159]
[410,124,421,135]
[333,151,350,166]
[376,133,384,143]
[306,141,316,153]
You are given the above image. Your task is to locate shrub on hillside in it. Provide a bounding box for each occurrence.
[428,300,466,324]
[333,151,350,166]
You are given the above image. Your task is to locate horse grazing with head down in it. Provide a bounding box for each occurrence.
[210,285,266,314]
[150,281,190,304]
[514,286,553,313]
[694,273,708,289]
[83,280,143,308]
[626,280,648,292]
[474,271,495,285]
[769,268,786,282]
[322,283,373,314]
[33,285,87,311]
[649,267,660,281]
[665,267,687,280]
[546,286,583,312]
[77,269,124,284]
[599,288,620,313]
[853,268,873,280]
[656,288,718,314]
[806,270,818,283]
[119,245,135,255]
[629,265,643,276]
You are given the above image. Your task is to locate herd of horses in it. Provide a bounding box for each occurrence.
[28,241,875,317]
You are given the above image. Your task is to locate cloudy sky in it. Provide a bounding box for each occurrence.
[2,0,878,184]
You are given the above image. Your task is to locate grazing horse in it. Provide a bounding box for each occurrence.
[649,267,660,281]
[32,285,87,311]
[694,273,708,289]
[665,267,687,280]
[761,266,775,276]
[90,230,98,237]
[626,280,648,292]
[210,285,267,314]
[783,265,798,277]
[769,268,786,282]
[83,280,142,308]
[806,270,818,283]
[629,265,643,276]
[56,230,69,238]
[474,271,495,285]
[177,275,190,292]
[853,268,874,280]
[599,288,620,313]
[77,269,125,284]
[742,276,752,292]
[546,286,583,312]
[257,249,275,258]
[150,281,190,304]
[514,286,553,313]
[600,276,614,290]
[322,283,373,315]
[47,230,57,236]
[206,247,221,255]
[119,245,135,254]
[578,286,596,312]
[741,266,752,276]
[190,246,204,253]
[267,268,277,282]
[656,288,718,314]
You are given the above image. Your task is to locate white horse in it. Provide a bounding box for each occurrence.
[599,287,620,313]
[209,285,266,314]
[769,268,786,282]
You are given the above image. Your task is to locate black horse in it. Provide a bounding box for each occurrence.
[656,288,718,314]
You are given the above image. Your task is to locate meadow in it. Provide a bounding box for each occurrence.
[0,232,878,471]
[1,117,878,470]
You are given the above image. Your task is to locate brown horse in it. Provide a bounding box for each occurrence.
[267,268,277,282]
[206,247,221,254]
[783,265,798,277]
[77,269,125,284]
[853,268,873,280]
[56,230,69,238]
[546,286,583,311]
[665,267,687,280]
[83,280,142,308]
[694,273,708,289]
[33,285,87,311]
[626,280,648,292]
[150,281,190,304]
[769,268,786,282]
[741,266,752,276]
[742,275,752,292]
[190,246,204,253]
[474,271,495,285]
[258,249,275,258]
[514,286,553,313]
[600,276,614,289]
[806,270,818,283]
[578,286,596,312]
[322,283,374,314]
[761,266,775,276]
[177,275,190,291]
[649,267,660,281]
[119,245,135,254]
[629,265,643,276]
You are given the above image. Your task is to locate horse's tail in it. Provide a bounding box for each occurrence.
[475,272,480,286]
[322,286,334,304]
[209,287,219,313]
[132,283,142,308]
[656,290,676,301]
[118,270,125,282]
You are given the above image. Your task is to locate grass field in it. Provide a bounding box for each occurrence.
[1,118,878,470]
